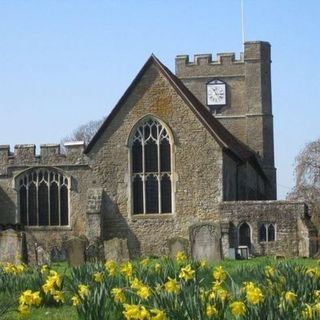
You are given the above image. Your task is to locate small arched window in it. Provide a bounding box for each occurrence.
[268,224,275,242]
[17,168,70,226]
[259,225,267,242]
[259,223,276,242]
[130,117,173,214]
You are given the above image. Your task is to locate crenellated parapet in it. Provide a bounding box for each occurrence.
[0,141,88,175]
[176,41,270,78]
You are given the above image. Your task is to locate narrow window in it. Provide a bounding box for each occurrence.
[130,118,173,214]
[259,225,267,242]
[268,224,275,242]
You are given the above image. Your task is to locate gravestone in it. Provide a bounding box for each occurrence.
[66,237,87,266]
[36,245,51,266]
[167,237,189,259]
[50,246,67,262]
[189,223,221,261]
[104,238,129,263]
[86,238,104,262]
[0,229,23,264]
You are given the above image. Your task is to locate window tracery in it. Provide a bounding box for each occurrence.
[18,168,69,226]
[130,118,172,214]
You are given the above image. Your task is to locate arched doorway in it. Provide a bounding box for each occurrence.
[238,222,251,248]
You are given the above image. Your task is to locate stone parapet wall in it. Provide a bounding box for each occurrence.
[0,142,87,175]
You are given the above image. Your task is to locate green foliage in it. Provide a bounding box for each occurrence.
[1,257,320,319]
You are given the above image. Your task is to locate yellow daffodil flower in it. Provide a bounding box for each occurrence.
[213,266,226,282]
[111,287,126,303]
[175,251,187,263]
[179,264,195,281]
[164,277,180,294]
[206,305,218,317]
[230,301,246,317]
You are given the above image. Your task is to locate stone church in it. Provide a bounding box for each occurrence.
[0,41,317,263]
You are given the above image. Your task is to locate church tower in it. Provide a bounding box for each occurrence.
[175,41,276,199]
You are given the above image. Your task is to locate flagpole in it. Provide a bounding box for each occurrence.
[241,0,245,51]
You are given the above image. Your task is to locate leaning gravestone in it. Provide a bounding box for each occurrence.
[0,229,23,264]
[104,238,129,263]
[189,223,221,261]
[66,237,87,266]
[167,237,189,259]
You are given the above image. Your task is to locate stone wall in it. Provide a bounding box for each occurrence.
[88,63,224,258]
[220,201,318,257]
[0,142,96,263]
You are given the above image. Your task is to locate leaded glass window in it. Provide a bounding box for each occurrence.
[131,118,172,214]
[18,168,69,226]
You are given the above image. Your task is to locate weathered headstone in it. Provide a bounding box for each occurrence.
[104,238,129,263]
[66,237,87,266]
[86,238,104,262]
[167,237,189,259]
[189,223,221,261]
[0,229,23,264]
[36,245,51,266]
[50,246,67,262]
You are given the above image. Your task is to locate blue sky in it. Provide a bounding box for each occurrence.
[0,0,319,199]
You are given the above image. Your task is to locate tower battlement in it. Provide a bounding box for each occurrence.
[176,41,270,78]
[0,142,87,175]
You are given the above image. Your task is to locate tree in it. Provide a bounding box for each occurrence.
[287,138,320,201]
[61,118,104,147]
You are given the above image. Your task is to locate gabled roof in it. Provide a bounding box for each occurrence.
[85,54,266,178]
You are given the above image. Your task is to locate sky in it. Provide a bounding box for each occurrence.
[0,0,319,200]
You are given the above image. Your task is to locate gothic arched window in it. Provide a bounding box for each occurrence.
[130,117,173,214]
[17,168,70,226]
[268,224,275,242]
[259,224,267,242]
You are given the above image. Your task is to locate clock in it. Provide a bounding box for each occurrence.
[207,80,226,106]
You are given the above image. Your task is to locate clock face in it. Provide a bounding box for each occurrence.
[207,81,226,106]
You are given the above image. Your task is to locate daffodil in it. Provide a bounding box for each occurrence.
[302,303,313,320]
[284,291,297,304]
[213,266,226,282]
[93,272,103,283]
[230,301,246,317]
[150,308,167,320]
[130,277,143,290]
[105,259,117,276]
[154,263,161,273]
[120,261,133,278]
[179,264,195,281]
[246,286,264,305]
[164,277,180,294]
[123,304,150,320]
[78,284,89,299]
[137,286,151,300]
[71,295,80,306]
[111,287,126,303]
[52,290,65,303]
[40,264,49,274]
[206,305,218,317]
[264,265,274,278]
[175,251,187,263]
